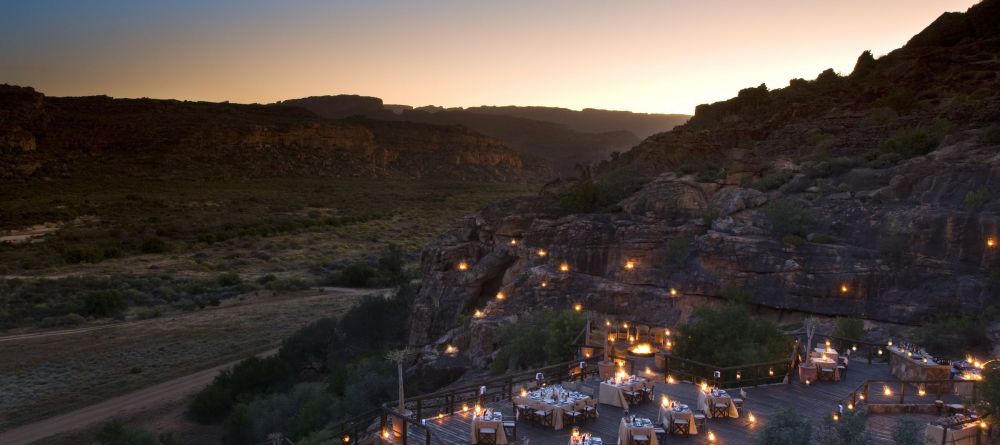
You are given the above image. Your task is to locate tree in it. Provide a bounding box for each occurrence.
[752,409,812,445]
[385,348,410,412]
[96,420,160,445]
[804,317,819,358]
[674,304,789,366]
[818,407,873,445]
[978,364,1000,419]
[832,317,864,342]
[890,417,923,445]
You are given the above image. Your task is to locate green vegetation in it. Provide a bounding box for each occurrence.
[977,365,1000,419]
[876,88,918,114]
[832,317,865,342]
[0,177,531,272]
[96,420,175,445]
[752,170,795,191]
[917,311,996,358]
[675,303,790,366]
[862,107,898,127]
[890,417,923,445]
[189,286,419,443]
[818,407,873,445]
[0,274,252,328]
[782,234,806,246]
[763,198,812,238]
[323,245,411,288]
[985,125,1000,144]
[559,165,647,214]
[965,186,992,212]
[490,309,586,374]
[752,408,812,445]
[880,127,939,159]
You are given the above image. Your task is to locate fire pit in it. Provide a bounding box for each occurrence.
[628,343,658,358]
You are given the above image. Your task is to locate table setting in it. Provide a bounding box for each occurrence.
[616,416,659,445]
[697,387,738,419]
[514,385,590,430]
[471,408,508,445]
[658,400,697,434]
[598,374,646,409]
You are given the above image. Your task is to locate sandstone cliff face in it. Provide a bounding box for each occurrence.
[0,88,548,182]
[408,0,1000,366]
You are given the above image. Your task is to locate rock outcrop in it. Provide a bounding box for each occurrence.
[0,87,549,182]
[408,0,1000,366]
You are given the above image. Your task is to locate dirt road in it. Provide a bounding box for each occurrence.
[0,348,278,445]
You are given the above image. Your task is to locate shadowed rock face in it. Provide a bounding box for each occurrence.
[0,87,550,182]
[409,0,1000,366]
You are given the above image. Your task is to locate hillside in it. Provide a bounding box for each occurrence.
[0,87,549,182]
[273,96,689,175]
[407,0,1000,363]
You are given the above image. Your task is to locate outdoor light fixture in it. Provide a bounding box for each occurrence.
[537,249,547,257]
[840,284,848,293]
[989,238,996,248]
[669,288,678,297]
[496,292,505,300]
[458,261,468,271]
[625,260,636,270]
[560,262,570,272]
[510,239,518,246]
[573,303,582,312]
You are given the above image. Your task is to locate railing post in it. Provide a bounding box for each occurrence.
[899,381,905,404]
[416,399,422,421]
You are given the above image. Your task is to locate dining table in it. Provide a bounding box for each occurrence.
[616,417,659,445]
[697,389,739,419]
[599,377,646,410]
[811,356,840,381]
[471,413,509,445]
[658,405,698,434]
[513,389,590,430]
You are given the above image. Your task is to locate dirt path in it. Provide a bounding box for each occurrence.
[0,348,278,445]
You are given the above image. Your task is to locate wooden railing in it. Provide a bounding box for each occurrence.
[791,333,892,365]
[840,379,981,408]
[661,353,793,389]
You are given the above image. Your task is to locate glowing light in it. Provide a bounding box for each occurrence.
[847,403,854,410]
[878,349,883,355]
[805,379,811,386]
[342,435,351,444]
[887,340,893,347]
[859,393,865,400]
[520,387,528,397]
[496,292,505,300]
[825,339,831,348]
[918,387,926,397]
[445,344,458,355]
[510,239,518,246]
[667,375,676,384]
[736,371,742,380]
[708,431,716,442]
[748,411,756,423]
[630,343,652,355]
[669,288,678,297]
[624,260,636,270]
[981,420,988,429]
[462,403,469,412]
[473,309,484,318]
[989,238,996,248]
[664,329,671,336]
[457,261,469,271]
[537,249,547,257]
[645,366,653,375]
[540,281,548,288]
[474,404,482,416]
[573,303,582,312]
[560,262,570,272]
[833,413,839,422]
[851,345,857,352]
[437,413,444,419]
[840,284,849,293]
[623,322,628,329]
[768,368,774,376]
[605,320,611,326]
[382,430,391,439]
[883,385,892,396]
[701,382,709,392]
[661,395,670,407]
[666,340,673,349]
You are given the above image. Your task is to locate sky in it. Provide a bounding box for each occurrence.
[0,0,981,114]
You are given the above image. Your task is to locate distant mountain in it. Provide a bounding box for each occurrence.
[273,96,689,175]
[0,86,550,182]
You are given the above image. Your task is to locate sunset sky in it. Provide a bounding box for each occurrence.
[0,0,979,114]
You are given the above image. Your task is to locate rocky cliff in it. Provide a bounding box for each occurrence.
[408,0,1000,365]
[0,87,548,182]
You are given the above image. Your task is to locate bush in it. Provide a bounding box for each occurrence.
[752,170,795,191]
[663,236,693,270]
[96,420,160,445]
[880,127,939,158]
[560,168,598,214]
[818,407,873,445]
[264,278,311,292]
[832,317,865,342]
[675,303,790,366]
[805,157,860,178]
[764,199,812,237]
[188,356,292,424]
[39,312,87,328]
[891,417,923,445]
[917,311,996,358]
[862,107,898,127]
[811,233,836,244]
[965,186,991,212]
[339,263,374,287]
[140,237,168,254]
[217,272,242,287]
[84,290,129,318]
[984,125,1000,145]
[222,403,254,445]
[876,88,917,114]
[782,234,806,246]
[491,309,586,373]
[752,408,812,445]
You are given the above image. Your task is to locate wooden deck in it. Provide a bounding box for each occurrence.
[417,361,962,445]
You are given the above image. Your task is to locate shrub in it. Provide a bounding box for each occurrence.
[84,290,129,318]
[264,278,311,292]
[832,317,865,342]
[876,88,917,114]
[917,311,996,358]
[675,303,790,366]
[339,263,374,287]
[140,237,168,254]
[764,199,812,237]
[256,274,277,284]
[862,107,898,127]
[752,170,795,191]
[188,356,292,424]
[984,125,1000,144]
[965,186,991,212]
[752,408,812,445]
[811,233,836,244]
[217,272,242,287]
[39,313,86,328]
[891,417,923,445]
[491,309,586,373]
[782,234,806,246]
[222,403,254,445]
[865,152,903,169]
[96,420,160,445]
[880,127,939,158]
[560,168,598,214]
[818,407,873,445]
